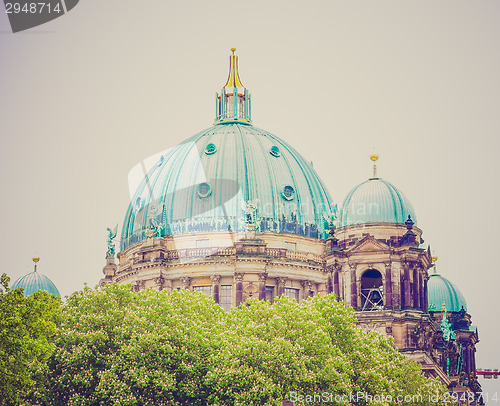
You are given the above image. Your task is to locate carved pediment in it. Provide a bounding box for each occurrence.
[346,236,390,253]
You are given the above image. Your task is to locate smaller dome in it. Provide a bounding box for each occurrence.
[338,177,417,227]
[427,273,467,313]
[12,261,60,297]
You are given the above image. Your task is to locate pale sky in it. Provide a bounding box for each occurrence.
[1,0,499,399]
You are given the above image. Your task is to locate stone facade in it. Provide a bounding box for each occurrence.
[100,220,481,403]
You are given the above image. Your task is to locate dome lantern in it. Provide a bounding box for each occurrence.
[215,48,252,124]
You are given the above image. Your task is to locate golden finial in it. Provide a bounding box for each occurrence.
[370,154,379,178]
[32,257,40,273]
[442,301,447,313]
[224,49,244,88]
[431,255,438,273]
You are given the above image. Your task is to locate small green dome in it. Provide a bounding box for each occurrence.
[427,273,467,313]
[121,122,336,250]
[338,177,417,227]
[12,270,60,297]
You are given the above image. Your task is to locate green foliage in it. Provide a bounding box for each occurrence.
[0,273,60,406]
[26,284,454,405]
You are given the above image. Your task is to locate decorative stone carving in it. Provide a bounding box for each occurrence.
[258,272,268,283]
[133,280,145,292]
[210,274,221,284]
[301,280,313,290]
[154,275,165,289]
[234,272,244,282]
[276,277,287,286]
[180,277,191,289]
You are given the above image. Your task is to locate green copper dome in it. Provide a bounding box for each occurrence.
[12,265,60,297]
[338,177,417,227]
[427,273,467,313]
[121,122,336,250]
[121,50,335,250]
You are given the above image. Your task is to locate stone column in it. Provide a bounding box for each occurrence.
[258,273,268,300]
[349,263,357,309]
[333,271,340,301]
[403,263,411,309]
[154,274,165,291]
[276,277,287,297]
[234,272,244,306]
[180,277,191,291]
[384,262,393,309]
[392,262,401,310]
[419,272,425,312]
[413,265,420,309]
[162,279,173,294]
[465,343,471,376]
[327,273,333,294]
[211,275,221,304]
[133,279,145,292]
[301,280,313,301]
[423,275,428,312]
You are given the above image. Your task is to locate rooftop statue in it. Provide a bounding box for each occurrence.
[106,225,118,258]
[241,199,259,225]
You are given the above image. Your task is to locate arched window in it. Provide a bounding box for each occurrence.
[361,269,384,311]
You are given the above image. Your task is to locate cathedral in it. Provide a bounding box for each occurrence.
[15,49,480,403]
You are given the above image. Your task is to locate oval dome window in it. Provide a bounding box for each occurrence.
[281,185,295,201]
[197,182,212,198]
[270,146,281,157]
[205,143,217,155]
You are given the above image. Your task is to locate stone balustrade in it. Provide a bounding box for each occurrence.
[118,244,324,274]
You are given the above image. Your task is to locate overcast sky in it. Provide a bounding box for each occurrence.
[1,0,498,399]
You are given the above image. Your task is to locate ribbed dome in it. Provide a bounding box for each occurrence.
[121,122,336,250]
[427,273,467,313]
[12,270,60,297]
[338,177,417,227]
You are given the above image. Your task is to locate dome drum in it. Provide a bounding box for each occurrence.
[335,223,423,249]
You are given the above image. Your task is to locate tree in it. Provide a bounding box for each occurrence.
[26,284,455,405]
[0,273,60,405]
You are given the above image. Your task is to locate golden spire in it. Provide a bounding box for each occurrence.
[442,300,447,313]
[370,154,379,178]
[224,48,244,88]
